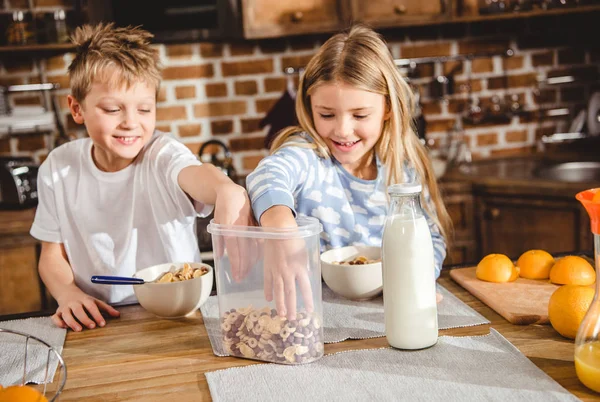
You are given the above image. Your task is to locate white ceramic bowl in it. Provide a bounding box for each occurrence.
[320,246,382,301]
[133,262,213,318]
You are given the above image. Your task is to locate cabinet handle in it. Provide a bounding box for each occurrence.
[290,11,304,23]
[485,207,501,220]
[394,4,407,14]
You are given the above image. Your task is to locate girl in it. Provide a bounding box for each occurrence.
[246,25,452,319]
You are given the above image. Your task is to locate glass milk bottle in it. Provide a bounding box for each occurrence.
[382,183,438,349]
[574,189,600,393]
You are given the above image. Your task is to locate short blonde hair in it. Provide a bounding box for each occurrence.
[271,24,452,243]
[68,23,162,102]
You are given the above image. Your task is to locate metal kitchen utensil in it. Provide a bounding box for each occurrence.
[198,139,236,179]
[586,92,600,136]
[0,328,67,401]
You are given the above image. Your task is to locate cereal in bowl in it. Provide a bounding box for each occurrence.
[156,263,209,283]
[333,256,381,265]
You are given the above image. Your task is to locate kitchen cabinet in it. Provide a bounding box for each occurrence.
[349,0,449,28]
[0,209,53,316]
[238,0,600,39]
[475,191,592,260]
[441,181,477,266]
[241,0,350,39]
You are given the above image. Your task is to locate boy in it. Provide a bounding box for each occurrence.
[30,23,253,332]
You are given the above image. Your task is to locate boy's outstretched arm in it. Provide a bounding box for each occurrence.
[178,163,254,226]
[39,241,120,331]
[178,163,256,279]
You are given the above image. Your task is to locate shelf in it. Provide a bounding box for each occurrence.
[0,43,75,55]
[370,4,600,30]
[451,3,600,23]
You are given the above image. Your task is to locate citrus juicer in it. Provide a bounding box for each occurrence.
[574,188,600,393]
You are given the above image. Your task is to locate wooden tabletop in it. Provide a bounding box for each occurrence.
[47,270,599,402]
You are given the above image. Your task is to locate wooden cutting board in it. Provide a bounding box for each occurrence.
[450,267,560,325]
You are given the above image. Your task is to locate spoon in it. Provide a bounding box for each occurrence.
[91,276,153,285]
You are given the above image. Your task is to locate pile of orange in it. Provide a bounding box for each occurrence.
[475,250,596,285]
[0,385,48,402]
[475,249,596,340]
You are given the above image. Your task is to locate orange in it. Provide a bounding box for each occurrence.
[0,385,48,402]
[516,249,555,279]
[476,253,519,283]
[549,256,596,286]
[592,191,600,203]
[548,284,595,339]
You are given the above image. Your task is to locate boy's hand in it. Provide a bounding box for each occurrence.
[263,237,313,320]
[214,183,258,281]
[53,288,120,332]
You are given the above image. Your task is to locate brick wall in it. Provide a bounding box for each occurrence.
[0,13,598,174]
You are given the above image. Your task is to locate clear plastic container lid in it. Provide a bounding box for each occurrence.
[207,216,322,239]
[387,182,422,195]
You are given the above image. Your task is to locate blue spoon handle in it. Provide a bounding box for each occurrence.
[91,276,145,285]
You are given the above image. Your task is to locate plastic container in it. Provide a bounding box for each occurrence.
[382,183,438,349]
[207,217,324,365]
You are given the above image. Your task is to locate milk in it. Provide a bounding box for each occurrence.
[382,215,438,349]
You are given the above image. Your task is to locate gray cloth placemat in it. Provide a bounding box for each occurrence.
[0,316,67,386]
[201,284,490,356]
[206,329,577,402]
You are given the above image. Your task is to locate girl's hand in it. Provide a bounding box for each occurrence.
[214,183,258,282]
[53,288,120,332]
[263,237,314,320]
[436,292,443,304]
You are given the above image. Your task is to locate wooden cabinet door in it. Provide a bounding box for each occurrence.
[350,0,449,28]
[0,243,42,315]
[242,0,349,39]
[476,195,592,260]
[441,181,477,266]
[0,209,52,316]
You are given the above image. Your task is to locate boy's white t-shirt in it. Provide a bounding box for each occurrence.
[30,131,213,305]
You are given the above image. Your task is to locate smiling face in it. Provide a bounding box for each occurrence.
[310,81,389,178]
[68,76,157,172]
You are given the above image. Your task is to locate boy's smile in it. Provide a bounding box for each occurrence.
[310,81,389,179]
[68,76,157,172]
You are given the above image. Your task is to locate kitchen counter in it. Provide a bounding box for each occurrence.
[45,270,599,401]
[443,157,598,198]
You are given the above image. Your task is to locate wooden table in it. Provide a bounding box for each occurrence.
[48,270,599,402]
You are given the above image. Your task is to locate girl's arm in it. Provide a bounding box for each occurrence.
[39,242,120,331]
[246,145,313,223]
[246,145,316,319]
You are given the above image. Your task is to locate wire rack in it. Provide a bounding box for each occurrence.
[0,328,67,401]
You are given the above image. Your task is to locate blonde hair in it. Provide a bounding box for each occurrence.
[68,23,162,102]
[270,24,452,243]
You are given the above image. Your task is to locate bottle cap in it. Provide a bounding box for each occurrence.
[388,182,422,195]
